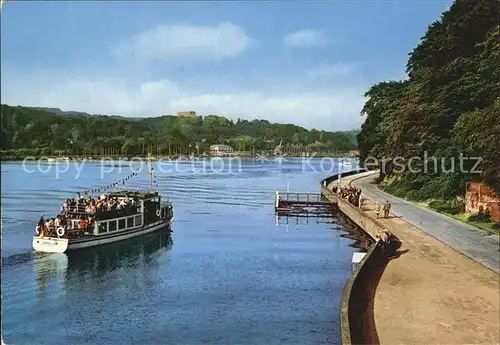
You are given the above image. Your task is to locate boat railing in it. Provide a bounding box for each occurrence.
[62,205,141,220]
[64,205,88,213]
[40,225,92,238]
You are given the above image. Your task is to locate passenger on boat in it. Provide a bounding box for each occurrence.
[76,192,85,201]
[85,204,96,214]
[62,193,139,220]
[78,218,88,233]
[60,215,68,227]
[54,215,61,228]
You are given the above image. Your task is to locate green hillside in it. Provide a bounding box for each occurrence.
[1,104,358,158]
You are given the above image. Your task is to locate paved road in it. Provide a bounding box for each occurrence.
[349,172,500,274]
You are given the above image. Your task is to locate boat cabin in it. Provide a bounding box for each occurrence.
[57,190,172,238]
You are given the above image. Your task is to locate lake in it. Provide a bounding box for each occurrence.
[1,157,367,344]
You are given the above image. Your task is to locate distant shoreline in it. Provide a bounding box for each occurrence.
[1,154,358,162]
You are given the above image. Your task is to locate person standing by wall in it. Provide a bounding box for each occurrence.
[378,229,402,258]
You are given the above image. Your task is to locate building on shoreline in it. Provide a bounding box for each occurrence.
[176,111,196,117]
[465,182,500,221]
[209,144,234,157]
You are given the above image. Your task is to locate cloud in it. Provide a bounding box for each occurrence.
[1,72,364,131]
[112,22,252,60]
[283,29,330,47]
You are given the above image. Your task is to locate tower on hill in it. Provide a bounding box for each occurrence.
[176,111,196,117]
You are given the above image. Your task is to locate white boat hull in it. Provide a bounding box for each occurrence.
[32,220,171,253]
[32,237,69,253]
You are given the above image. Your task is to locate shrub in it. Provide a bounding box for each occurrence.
[468,210,492,223]
[406,190,424,201]
[429,200,451,213]
[449,197,465,214]
[492,222,500,230]
[429,199,464,214]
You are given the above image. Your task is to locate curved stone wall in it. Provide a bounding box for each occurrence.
[340,241,385,345]
[321,172,387,345]
[320,168,368,187]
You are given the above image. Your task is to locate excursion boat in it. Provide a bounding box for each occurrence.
[32,162,174,253]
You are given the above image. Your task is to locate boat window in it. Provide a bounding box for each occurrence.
[127,217,134,228]
[109,220,117,231]
[99,222,107,233]
[134,215,142,226]
[118,219,126,230]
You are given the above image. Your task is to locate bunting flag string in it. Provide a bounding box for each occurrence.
[79,168,141,196]
[153,176,159,191]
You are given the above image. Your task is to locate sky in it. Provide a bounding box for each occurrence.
[1,0,452,131]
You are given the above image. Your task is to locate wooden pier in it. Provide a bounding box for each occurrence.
[274,191,337,217]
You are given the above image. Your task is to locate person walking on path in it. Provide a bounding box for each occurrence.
[383,200,391,218]
[375,201,381,218]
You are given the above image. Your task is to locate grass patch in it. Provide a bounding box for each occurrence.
[446,213,500,236]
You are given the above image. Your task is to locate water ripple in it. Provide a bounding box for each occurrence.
[2,160,363,345]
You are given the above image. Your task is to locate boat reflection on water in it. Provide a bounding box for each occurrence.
[64,228,173,281]
[34,252,69,298]
[33,229,172,299]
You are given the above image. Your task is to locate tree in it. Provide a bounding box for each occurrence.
[357,0,499,198]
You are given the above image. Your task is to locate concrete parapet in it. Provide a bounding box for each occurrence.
[323,187,385,240]
[340,242,386,345]
[320,168,369,188]
[321,173,386,345]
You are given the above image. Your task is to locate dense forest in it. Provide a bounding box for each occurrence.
[357,0,499,213]
[0,105,358,158]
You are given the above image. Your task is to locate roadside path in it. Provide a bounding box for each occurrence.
[329,171,500,344]
[345,171,499,273]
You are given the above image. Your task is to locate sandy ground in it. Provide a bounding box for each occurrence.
[334,173,500,344]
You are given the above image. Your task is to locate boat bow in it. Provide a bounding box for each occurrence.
[32,237,69,253]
